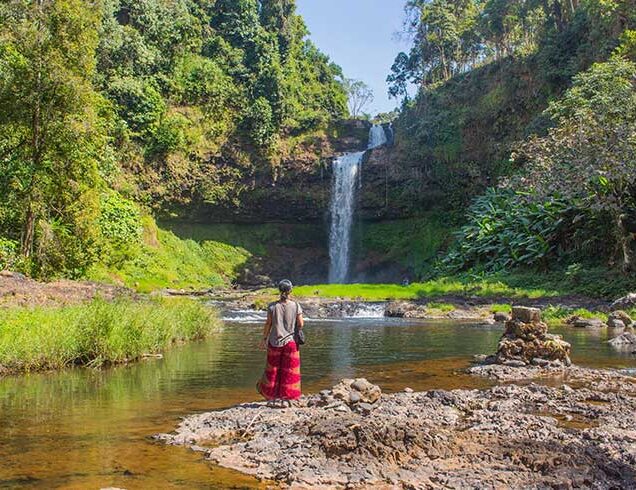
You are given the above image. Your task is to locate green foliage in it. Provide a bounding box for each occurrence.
[88,216,251,292]
[511,56,636,269]
[358,215,454,278]
[0,0,348,280]
[443,188,571,272]
[0,238,18,271]
[0,0,108,277]
[0,298,220,373]
[98,191,142,265]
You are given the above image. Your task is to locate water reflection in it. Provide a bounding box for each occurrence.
[0,317,633,488]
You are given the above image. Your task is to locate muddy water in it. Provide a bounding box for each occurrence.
[0,316,634,489]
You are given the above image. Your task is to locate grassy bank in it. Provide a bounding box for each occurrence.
[0,298,220,374]
[292,277,562,301]
[293,268,635,302]
[88,217,251,292]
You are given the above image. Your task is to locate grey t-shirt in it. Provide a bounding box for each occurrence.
[268,300,303,347]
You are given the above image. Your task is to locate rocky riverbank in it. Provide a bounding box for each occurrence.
[0,270,132,307]
[211,290,611,322]
[157,366,636,489]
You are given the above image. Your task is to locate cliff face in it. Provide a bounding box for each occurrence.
[169,121,443,286]
[187,119,372,224]
[358,144,444,221]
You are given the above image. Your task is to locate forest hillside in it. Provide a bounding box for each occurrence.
[0,0,352,285]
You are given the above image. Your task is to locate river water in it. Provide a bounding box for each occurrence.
[1,314,634,489]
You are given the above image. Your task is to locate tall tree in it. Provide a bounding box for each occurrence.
[0,0,107,267]
[344,79,374,118]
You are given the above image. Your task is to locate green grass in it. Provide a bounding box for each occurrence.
[541,306,610,327]
[490,304,513,313]
[292,276,561,301]
[426,302,456,313]
[0,298,220,374]
[89,217,251,292]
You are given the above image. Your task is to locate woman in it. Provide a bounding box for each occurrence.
[257,279,304,407]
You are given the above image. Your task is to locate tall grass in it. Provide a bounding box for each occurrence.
[0,298,220,374]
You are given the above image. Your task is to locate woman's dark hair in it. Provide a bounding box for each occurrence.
[279,279,293,299]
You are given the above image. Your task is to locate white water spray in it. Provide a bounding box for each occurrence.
[328,125,387,283]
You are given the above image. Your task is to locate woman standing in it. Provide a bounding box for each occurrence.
[257,279,304,407]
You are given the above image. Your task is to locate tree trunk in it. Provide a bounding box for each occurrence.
[21,205,36,258]
[618,214,634,273]
[21,0,45,259]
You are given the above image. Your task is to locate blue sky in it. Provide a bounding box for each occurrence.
[296,0,410,115]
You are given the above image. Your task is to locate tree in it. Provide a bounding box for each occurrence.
[511,57,636,270]
[0,0,107,271]
[344,79,374,118]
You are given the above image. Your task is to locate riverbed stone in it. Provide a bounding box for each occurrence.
[609,310,633,326]
[494,311,511,323]
[607,318,626,330]
[511,306,542,323]
[159,369,636,489]
[608,332,636,347]
[571,317,607,328]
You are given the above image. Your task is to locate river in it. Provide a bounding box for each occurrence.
[1,312,634,489]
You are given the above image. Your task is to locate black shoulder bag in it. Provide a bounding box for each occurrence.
[294,301,305,346]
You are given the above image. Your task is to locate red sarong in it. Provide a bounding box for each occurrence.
[257,341,301,400]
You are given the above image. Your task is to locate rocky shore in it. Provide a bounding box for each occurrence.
[157,365,636,489]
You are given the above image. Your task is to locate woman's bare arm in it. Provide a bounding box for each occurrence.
[297,312,304,329]
[259,310,273,350]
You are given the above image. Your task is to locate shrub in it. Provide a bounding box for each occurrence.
[443,188,572,273]
[0,237,18,270]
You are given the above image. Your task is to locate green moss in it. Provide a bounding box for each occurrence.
[357,214,454,276]
[0,298,220,373]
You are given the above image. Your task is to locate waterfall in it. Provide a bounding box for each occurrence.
[328,151,364,284]
[368,124,388,149]
[328,124,387,283]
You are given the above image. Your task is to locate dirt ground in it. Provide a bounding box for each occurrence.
[0,271,132,308]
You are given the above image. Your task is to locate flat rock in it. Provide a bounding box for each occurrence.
[511,306,542,323]
[571,317,607,329]
[493,312,511,322]
[158,369,636,489]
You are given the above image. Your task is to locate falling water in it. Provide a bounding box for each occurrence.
[329,125,387,283]
[368,124,388,149]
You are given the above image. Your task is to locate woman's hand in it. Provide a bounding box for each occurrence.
[258,337,267,351]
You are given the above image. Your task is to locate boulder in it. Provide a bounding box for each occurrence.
[511,306,542,324]
[611,293,636,311]
[385,301,409,318]
[608,332,636,346]
[607,318,626,330]
[571,317,607,329]
[609,310,633,327]
[493,312,511,323]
